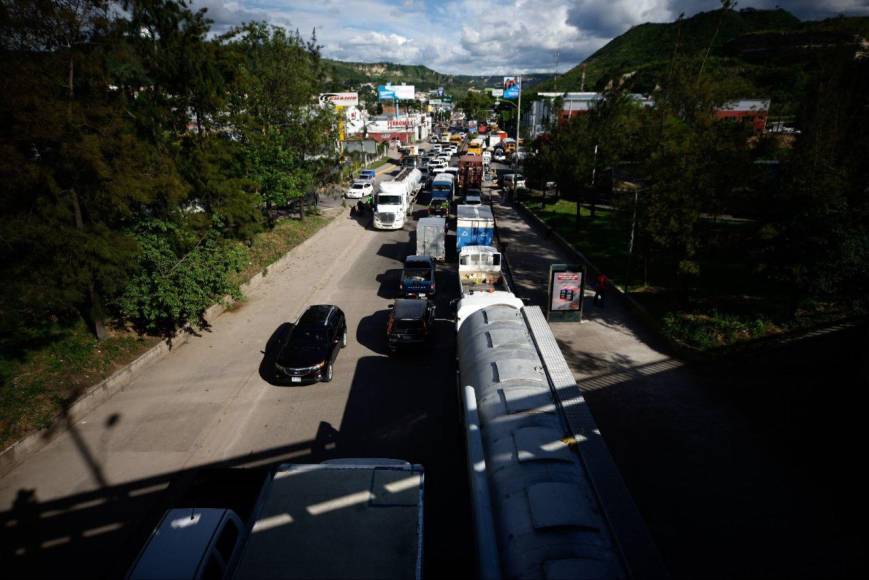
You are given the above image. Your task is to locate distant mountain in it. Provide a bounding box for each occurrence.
[323,60,552,94]
[531,8,869,115]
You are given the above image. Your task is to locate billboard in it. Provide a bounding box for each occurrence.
[489,88,504,98]
[319,92,358,107]
[378,84,415,100]
[547,264,586,321]
[503,77,520,100]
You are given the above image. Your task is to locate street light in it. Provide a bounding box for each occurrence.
[496,76,522,204]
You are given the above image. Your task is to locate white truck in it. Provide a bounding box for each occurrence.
[127,460,425,580]
[374,168,422,230]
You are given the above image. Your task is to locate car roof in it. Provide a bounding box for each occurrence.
[393,298,429,320]
[297,305,335,327]
[128,508,230,580]
[404,255,433,266]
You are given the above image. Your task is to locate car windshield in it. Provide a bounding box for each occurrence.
[395,319,423,330]
[403,268,432,281]
[293,326,326,343]
[378,194,401,205]
[351,183,365,189]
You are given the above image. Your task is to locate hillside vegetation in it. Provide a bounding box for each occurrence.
[533,8,869,115]
[324,59,551,93]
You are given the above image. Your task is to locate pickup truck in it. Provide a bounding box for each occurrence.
[400,255,436,297]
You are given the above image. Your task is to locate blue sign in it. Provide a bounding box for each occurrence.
[377,85,396,100]
[503,85,520,99]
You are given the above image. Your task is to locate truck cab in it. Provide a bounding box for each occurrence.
[458,245,503,294]
[373,191,407,230]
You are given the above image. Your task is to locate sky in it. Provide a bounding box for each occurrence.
[192,1,869,75]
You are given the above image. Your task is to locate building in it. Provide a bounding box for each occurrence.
[364,113,431,144]
[714,99,771,133]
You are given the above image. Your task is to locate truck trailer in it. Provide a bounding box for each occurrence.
[458,155,483,193]
[456,205,494,252]
[416,216,446,261]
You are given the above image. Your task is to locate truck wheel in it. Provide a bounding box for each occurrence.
[322,362,334,383]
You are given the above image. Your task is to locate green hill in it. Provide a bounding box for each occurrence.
[323,60,551,94]
[532,8,869,115]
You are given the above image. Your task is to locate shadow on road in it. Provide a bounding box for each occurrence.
[257,322,296,386]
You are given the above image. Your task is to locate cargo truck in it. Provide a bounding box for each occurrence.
[456,205,494,251]
[416,216,446,261]
[458,155,483,193]
[374,168,421,230]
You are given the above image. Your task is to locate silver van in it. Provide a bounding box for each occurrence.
[127,508,245,580]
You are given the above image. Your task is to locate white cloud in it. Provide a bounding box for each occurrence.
[191,1,869,75]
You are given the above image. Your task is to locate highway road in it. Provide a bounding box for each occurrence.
[0,154,474,578]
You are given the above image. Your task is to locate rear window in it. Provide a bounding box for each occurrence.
[403,268,432,281]
[395,319,423,331]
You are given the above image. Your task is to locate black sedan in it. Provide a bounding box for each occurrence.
[275,305,347,384]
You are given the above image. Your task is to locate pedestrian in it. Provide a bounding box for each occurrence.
[594,272,608,307]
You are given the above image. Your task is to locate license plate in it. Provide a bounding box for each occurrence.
[291,377,301,383]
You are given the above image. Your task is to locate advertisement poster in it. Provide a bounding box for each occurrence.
[377,85,396,100]
[318,92,358,107]
[503,77,520,100]
[378,84,415,100]
[550,271,582,311]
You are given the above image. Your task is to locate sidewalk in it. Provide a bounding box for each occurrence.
[486,188,860,580]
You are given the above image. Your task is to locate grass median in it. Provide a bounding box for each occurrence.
[0,213,332,451]
[525,196,854,351]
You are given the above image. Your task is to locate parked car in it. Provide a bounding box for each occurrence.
[386,298,436,352]
[499,173,526,190]
[275,305,347,384]
[359,169,376,181]
[400,255,436,297]
[346,180,373,199]
[287,191,318,214]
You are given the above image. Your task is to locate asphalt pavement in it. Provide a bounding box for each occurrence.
[0,151,474,578]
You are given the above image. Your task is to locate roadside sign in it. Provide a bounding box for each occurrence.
[547,264,585,321]
[319,92,359,107]
[503,77,520,100]
[378,85,396,100]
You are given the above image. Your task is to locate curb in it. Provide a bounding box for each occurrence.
[0,209,346,477]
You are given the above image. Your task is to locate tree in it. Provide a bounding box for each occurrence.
[0,0,187,340]
[223,22,336,222]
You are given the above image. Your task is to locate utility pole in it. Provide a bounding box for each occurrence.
[513,76,522,204]
[580,63,587,92]
[554,49,560,91]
